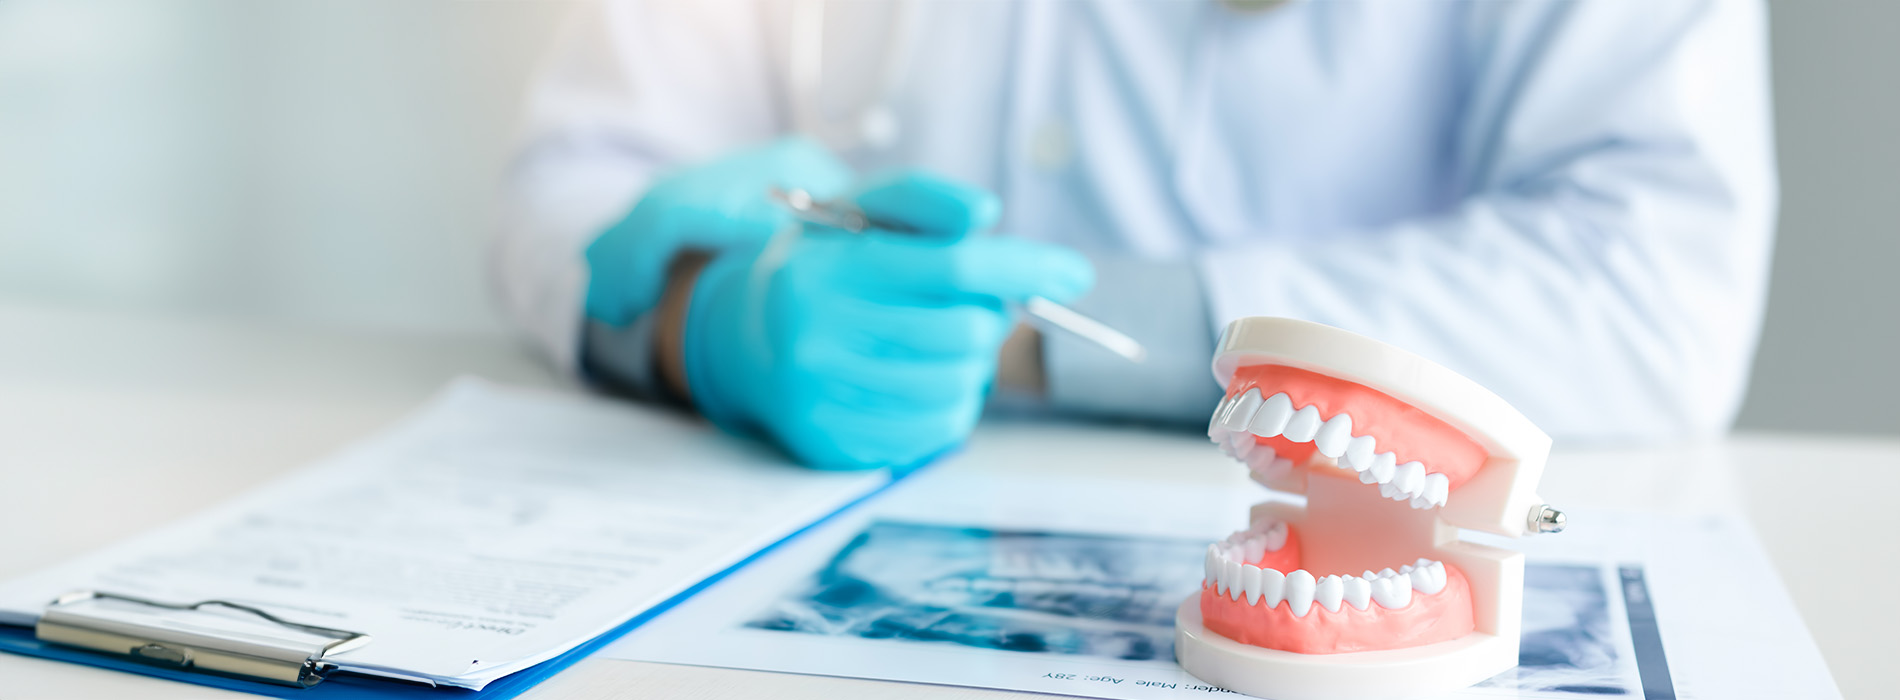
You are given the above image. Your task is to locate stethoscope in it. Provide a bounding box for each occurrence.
[785,0,1289,152]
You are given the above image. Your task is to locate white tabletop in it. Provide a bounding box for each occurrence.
[0,301,1889,699]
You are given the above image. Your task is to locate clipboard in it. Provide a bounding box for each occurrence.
[0,594,653,699]
[0,466,912,699]
[31,591,373,687]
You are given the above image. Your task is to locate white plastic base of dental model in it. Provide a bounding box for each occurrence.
[1174,600,1515,700]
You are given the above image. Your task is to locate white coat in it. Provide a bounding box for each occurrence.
[494,0,1776,441]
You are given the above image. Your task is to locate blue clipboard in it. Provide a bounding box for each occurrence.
[0,465,916,698]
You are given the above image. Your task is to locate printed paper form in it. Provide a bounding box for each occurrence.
[0,378,889,688]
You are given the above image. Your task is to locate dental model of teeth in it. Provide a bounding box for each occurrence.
[1174,317,1562,700]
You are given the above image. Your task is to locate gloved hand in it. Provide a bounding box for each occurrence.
[683,173,1094,470]
[585,137,853,327]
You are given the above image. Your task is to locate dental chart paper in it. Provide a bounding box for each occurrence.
[605,467,1835,700]
[0,378,890,689]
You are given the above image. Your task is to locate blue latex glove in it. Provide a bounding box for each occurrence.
[683,173,1094,470]
[585,137,853,327]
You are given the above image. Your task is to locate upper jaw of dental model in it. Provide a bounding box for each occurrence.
[1205,317,1553,539]
[1207,363,1486,511]
[1212,390,1446,510]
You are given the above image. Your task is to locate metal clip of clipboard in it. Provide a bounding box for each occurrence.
[34,590,373,687]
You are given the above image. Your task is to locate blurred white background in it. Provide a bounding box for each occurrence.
[0,0,1893,433]
[0,0,563,333]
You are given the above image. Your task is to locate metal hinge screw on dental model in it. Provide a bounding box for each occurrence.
[1529,505,1567,534]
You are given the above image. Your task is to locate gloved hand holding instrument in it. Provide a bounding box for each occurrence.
[587,137,1142,470]
[680,171,1097,469]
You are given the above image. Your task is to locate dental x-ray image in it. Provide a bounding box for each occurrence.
[744,520,1206,661]
[746,520,1651,697]
[1476,563,1638,695]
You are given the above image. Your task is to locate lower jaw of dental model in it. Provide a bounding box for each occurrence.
[1175,317,1556,700]
[1200,519,1474,654]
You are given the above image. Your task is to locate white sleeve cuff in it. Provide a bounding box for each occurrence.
[1040,254,1224,426]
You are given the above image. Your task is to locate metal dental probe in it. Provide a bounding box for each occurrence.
[769,186,1148,363]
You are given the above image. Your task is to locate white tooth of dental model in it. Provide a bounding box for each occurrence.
[1394,461,1426,496]
[1425,473,1451,507]
[1369,572,1413,610]
[1363,452,1397,484]
[1221,388,1264,432]
[1342,575,1372,611]
[1211,393,1240,431]
[1244,445,1275,470]
[1314,414,1353,457]
[1281,405,1323,443]
[1204,545,1220,586]
[1177,317,1562,700]
[1315,575,1345,613]
[1258,568,1286,609]
[1283,570,1316,617]
[1412,561,1448,595]
[1259,523,1288,551]
[1249,392,1296,438]
[1344,435,1377,471]
[1243,537,1268,563]
[1231,432,1255,459]
[1208,397,1232,440]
